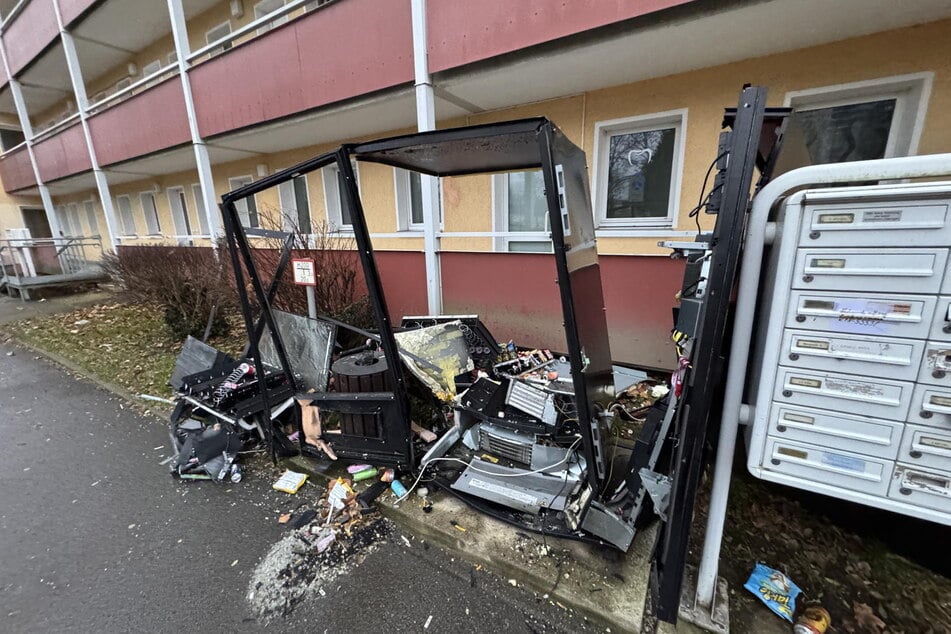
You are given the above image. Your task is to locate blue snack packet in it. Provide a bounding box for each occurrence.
[743,563,801,622]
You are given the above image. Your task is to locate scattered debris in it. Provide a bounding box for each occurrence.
[272,470,308,494]
[278,513,291,524]
[247,482,392,622]
[424,615,433,629]
[450,520,467,533]
[795,604,831,634]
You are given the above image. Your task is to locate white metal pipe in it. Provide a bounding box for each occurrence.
[411,0,443,315]
[167,0,223,245]
[54,5,123,253]
[695,152,951,608]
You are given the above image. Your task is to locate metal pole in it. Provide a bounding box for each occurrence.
[167,0,222,248]
[695,152,951,608]
[411,0,442,315]
[306,285,317,320]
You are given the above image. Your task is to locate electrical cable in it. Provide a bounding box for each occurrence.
[689,151,728,235]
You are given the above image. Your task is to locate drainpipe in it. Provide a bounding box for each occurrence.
[411,0,442,315]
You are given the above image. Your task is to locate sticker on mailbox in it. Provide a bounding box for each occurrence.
[920,436,951,451]
[817,213,855,224]
[862,209,903,223]
[821,452,866,473]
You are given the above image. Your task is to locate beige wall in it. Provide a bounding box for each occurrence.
[24,17,951,259]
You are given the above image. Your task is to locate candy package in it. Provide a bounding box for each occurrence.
[744,563,802,622]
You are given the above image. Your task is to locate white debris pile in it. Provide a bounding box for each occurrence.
[247,516,392,621]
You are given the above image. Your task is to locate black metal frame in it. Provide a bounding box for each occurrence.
[219,118,613,492]
[649,86,771,621]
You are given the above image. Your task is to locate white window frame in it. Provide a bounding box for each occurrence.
[322,162,359,232]
[142,59,162,77]
[116,195,137,236]
[67,202,83,236]
[191,183,210,236]
[254,0,288,34]
[205,21,233,55]
[491,171,552,253]
[783,72,933,160]
[139,191,162,236]
[83,199,99,237]
[394,168,424,232]
[591,108,687,232]
[54,205,69,236]
[166,186,194,242]
[228,175,259,228]
[277,171,312,234]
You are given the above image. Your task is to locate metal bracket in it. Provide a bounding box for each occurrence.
[639,469,671,521]
[659,240,711,253]
[678,565,730,634]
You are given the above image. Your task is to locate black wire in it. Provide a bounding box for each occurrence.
[689,151,729,235]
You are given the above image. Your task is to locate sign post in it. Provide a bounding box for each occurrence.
[291,257,317,320]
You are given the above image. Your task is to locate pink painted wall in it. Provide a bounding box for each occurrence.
[88,77,191,166]
[57,0,98,28]
[32,122,92,182]
[427,0,695,73]
[0,144,36,192]
[4,0,59,76]
[404,251,682,370]
[190,0,414,138]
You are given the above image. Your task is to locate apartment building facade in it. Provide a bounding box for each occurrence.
[0,0,949,368]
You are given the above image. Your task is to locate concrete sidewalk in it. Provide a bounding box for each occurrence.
[0,290,113,326]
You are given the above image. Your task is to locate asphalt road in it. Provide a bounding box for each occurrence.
[0,340,598,634]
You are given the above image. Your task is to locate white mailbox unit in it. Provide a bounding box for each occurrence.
[747,182,951,524]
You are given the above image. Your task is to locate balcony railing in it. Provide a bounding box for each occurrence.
[188,0,334,64]
[85,62,181,116]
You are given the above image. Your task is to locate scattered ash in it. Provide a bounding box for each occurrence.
[247,516,393,621]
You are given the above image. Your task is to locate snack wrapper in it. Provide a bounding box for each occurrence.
[744,563,801,622]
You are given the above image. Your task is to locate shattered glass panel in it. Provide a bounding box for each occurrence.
[260,310,336,392]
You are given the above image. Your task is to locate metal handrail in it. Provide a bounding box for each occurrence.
[188,0,329,62]
[31,112,82,144]
[0,139,28,158]
[0,0,28,31]
[86,63,180,114]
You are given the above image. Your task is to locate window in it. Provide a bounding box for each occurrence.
[492,170,552,252]
[785,73,932,164]
[67,203,83,236]
[394,168,425,231]
[54,205,71,236]
[142,60,162,77]
[114,77,132,93]
[228,176,259,228]
[167,187,194,243]
[322,162,359,230]
[278,173,311,233]
[254,0,288,34]
[192,184,210,236]
[205,21,233,55]
[168,51,178,65]
[305,0,332,11]
[116,196,136,236]
[84,201,99,236]
[0,127,25,151]
[593,110,686,230]
[139,192,162,235]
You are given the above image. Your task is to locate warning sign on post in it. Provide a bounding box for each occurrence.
[291,258,316,286]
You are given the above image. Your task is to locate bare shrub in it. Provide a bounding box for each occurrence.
[249,205,374,330]
[101,244,235,339]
